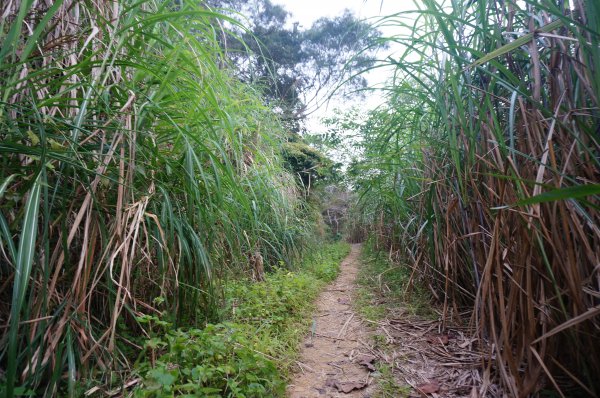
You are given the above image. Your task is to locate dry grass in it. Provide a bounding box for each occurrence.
[349,1,600,395]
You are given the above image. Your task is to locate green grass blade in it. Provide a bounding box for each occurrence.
[517,184,600,206]
[6,173,42,398]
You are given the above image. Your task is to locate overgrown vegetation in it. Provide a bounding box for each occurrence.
[0,0,352,395]
[133,242,350,397]
[356,242,433,322]
[134,323,285,397]
[344,0,600,395]
[3,0,599,396]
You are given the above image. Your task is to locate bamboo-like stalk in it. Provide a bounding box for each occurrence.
[0,0,310,394]
[349,0,600,395]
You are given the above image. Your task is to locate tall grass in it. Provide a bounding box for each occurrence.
[0,0,310,395]
[351,0,600,395]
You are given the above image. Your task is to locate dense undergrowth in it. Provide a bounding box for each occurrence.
[132,242,349,397]
[0,0,332,396]
[342,0,600,395]
[3,0,600,396]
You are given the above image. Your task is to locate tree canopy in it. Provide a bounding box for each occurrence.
[207,0,384,131]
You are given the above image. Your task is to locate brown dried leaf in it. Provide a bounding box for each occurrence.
[416,380,440,394]
[326,378,368,393]
[334,381,367,393]
[356,354,377,371]
[426,334,449,345]
[324,378,337,388]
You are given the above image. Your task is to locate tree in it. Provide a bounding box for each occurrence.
[281,132,340,190]
[206,0,385,131]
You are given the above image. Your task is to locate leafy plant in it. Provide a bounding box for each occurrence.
[134,323,284,398]
[299,241,349,282]
[0,0,311,395]
[354,241,432,323]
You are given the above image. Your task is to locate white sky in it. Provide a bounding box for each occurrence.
[272,0,418,133]
[274,0,396,26]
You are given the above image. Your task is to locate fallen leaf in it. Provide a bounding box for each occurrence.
[356,354,376,362]
[416,380,440,394]
[324,378,337,388]
[325,378,368,393]
[356,354,377,371]
[334,381,367,393]
[426,334,449,345]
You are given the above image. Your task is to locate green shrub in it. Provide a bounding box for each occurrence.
[227,271,320,332]
[358,242,433,318]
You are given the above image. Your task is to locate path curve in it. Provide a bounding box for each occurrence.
[288,244,375,398]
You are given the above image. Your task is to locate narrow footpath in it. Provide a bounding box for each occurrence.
[288,244,375,397]
[288,244,493,398]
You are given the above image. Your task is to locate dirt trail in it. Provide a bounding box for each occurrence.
[288,244,375,398]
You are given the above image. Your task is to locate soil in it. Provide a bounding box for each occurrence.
[287,244,376,398]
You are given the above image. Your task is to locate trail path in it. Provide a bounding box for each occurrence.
[288,244,376,398]
[288,244,492,398]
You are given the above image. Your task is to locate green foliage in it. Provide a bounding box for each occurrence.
[353,242,430,397]
[0,0,311,395]
[353,240,432,326]
[281,141,336,188]
[355,288,386,322]
[134,323,284,398]
[209,0,385,129]
[347,0,600,395]
[298,241,350,283]
[357,242,433,319]
[372,363,410,398]
[135,242,350,396]
[227,270,320,333]
[0,0,347,395]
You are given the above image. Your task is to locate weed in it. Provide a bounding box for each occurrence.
[370,334,388,350]
[299,241,350,282]
[355,289,386,322]
[357,243,434,319]
[134,323,285,398]
[0,0,315,394]
[346,0,600,393]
